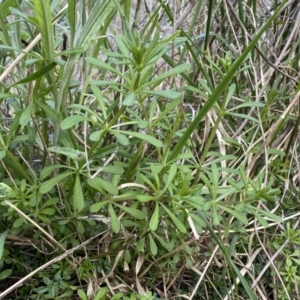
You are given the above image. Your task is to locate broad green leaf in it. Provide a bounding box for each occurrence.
[94,287,108,300]
[43,198,59,207]
[160,203,186,233]
[149,202,159,231]
[39,208,55,215]
[118,130,163,147]
[89,130,105,141]
[213,207,220,225]
[123,93,136,106]
[151,232,169,250]
[189,213,207,228]
[74,175,84,211]
[137,120,148,128]
[0,183,13,198]
[60,115,93,129]
[48,146,85,161]
[77,289,88,300]
[0,150,6,159]
[13,217,25,228]
[115,35,130,57]
[111,292,124,300]
[112,131,129,145]
[35,102,61,122]
[90,200,110,213]
[218,205,248,225]
[40,165,70,180]
[109,204,120,233]
[136,195,157,202]
[161,164,177,193]
[0,269,12,280]
[0,0,20,18]
[114,204,145,220]
[19,102,33,126]
[40,171,73,194]
[184,197,206,210]
[0,229,9,260]
[87,177,118,195]
[91,84,107,120]
[148,234,158,256]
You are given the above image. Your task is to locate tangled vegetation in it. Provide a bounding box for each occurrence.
[0,0,300,299]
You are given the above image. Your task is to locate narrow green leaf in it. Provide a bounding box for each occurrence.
[60,115,93,129]
[85,57,124,79]
[153,96,182,124]
[74,175,84,211]
[167,0,286,164]
[114,204,145,220]
[197,209,258,300]
[160,203,187,233]
[149,202,159,231]
[118,130,163,147]
[145,64,191,88]
[254,207,282,223]
[90,201,109,213]
[33,0,54,59]
[224,84,236,108]
[226,101,265,111]
[67,0,76,46]
[109,203,120,233]
[144,90,182,100]
[39,172,73,194]
[227,112,259,123]
[87,177,118,195]
[218,205,248,225]
[10,62,56,87]
[48,146,85,162]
